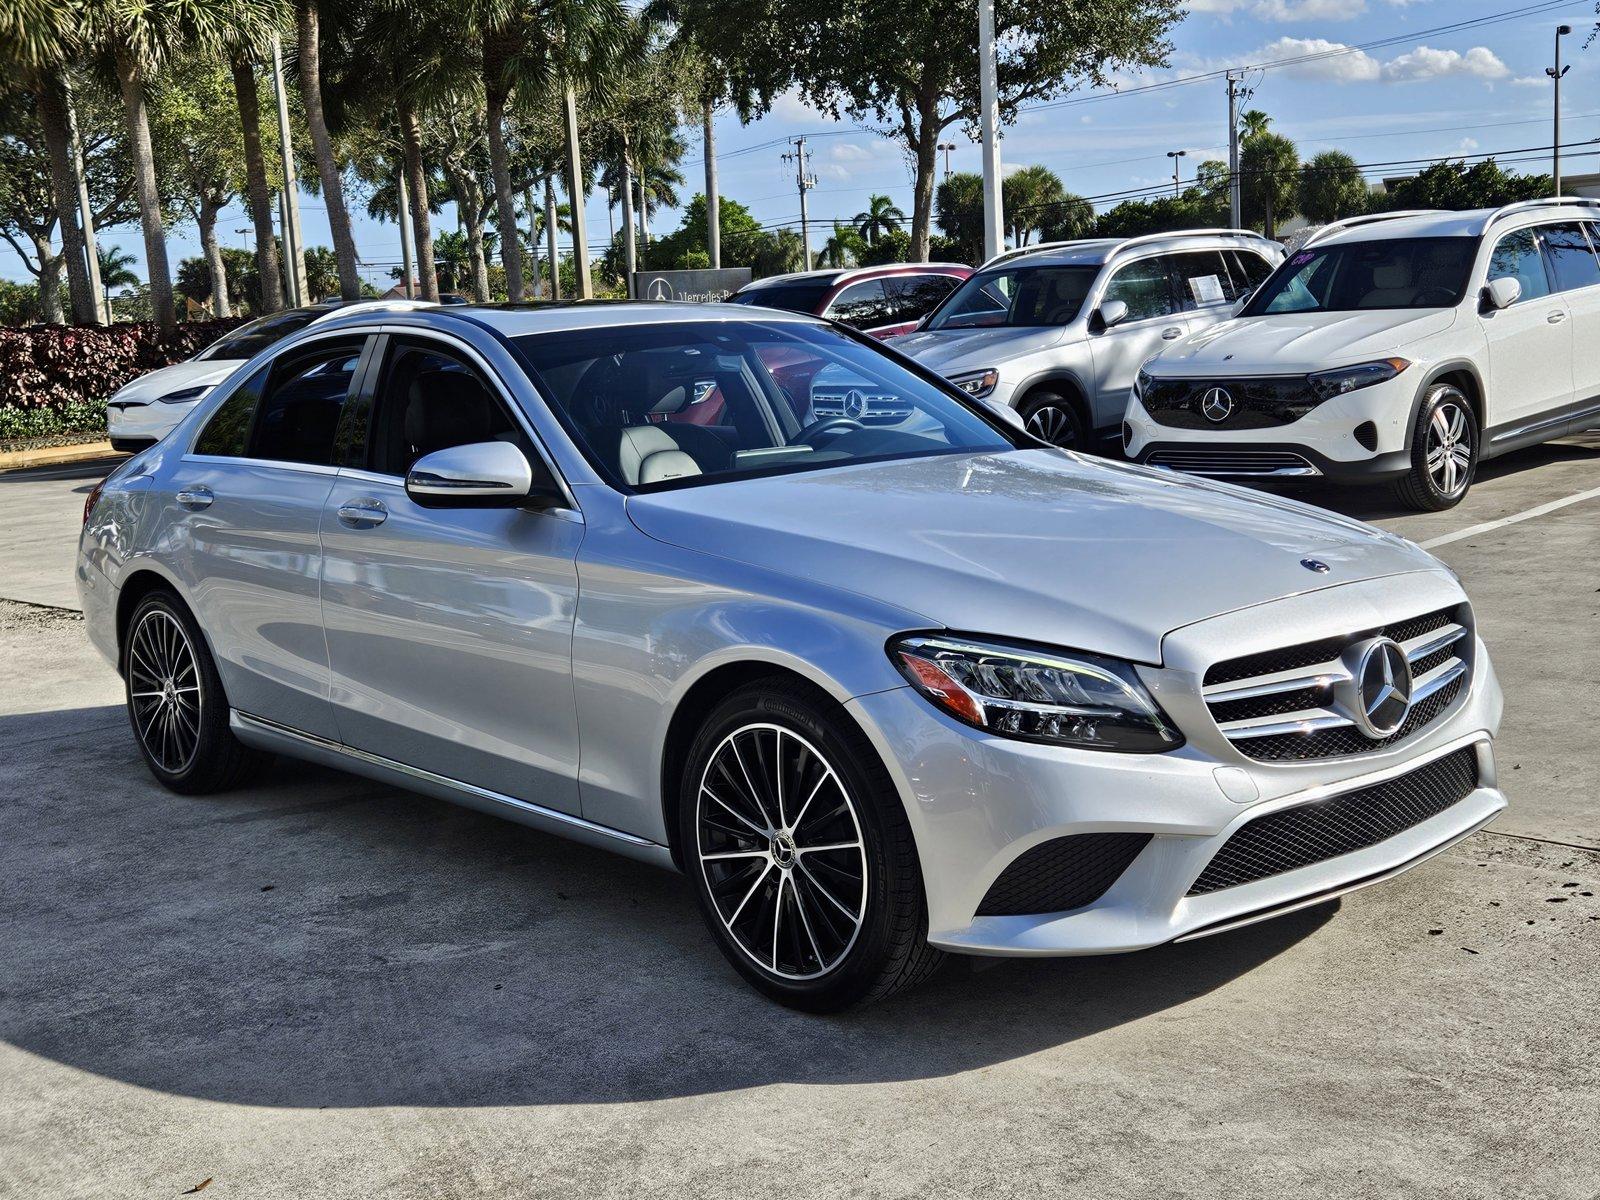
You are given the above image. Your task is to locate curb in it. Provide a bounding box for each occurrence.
[0,441,124,473]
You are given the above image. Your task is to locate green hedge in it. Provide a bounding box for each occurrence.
[0,320,242,440]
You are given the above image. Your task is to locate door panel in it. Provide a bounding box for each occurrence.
[1482,227,1573,430]
[1088,255,1189,430]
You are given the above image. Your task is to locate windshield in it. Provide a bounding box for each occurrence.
[726,281,832,315]
[511,319,1015,492]
[1245,237,1476,315]
[197,308,323,360]
[926,265,1098,330]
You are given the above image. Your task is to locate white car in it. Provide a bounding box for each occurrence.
[106,300,433,452]
[1126,199,1600,509]
[890,231,1281,451]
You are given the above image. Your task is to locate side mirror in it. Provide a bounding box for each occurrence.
[983,397,1027,432]
[405,441,550,509]
[1233,286,1256,312]
[1094,299,1130,331]
[1482,276,1521,312]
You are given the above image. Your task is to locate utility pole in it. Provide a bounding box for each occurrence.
[562,87,592,299]
[398,169,415,298]
[782,137,817,271]
[1167,149,1187,198]
[270,36,307,306]
[1548,25,1572,195]
[977,0,1003,261]
[704,99,721,269]
[1226,71,1244,228]
[937,141,957,181]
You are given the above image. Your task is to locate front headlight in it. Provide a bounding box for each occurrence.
[949,368,999,399]
[158,384,213,404]
[1134,367,1154,399]
[1307,358,1409,403]
[889,634,1182,753]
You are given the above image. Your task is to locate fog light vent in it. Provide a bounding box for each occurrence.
[1122,421,1134,451]
[1353,421,1378,451]
[976,832,1151,916]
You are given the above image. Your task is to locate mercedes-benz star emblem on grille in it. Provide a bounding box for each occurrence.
[1199,386,1234,422]
[1300,558,1331,573]
[844,389,868,419]
[1351,637,1413,738]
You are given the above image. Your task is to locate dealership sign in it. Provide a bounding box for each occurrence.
[631,268,753,302]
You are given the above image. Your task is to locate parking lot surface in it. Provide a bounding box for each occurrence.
[2,439,1597,1199]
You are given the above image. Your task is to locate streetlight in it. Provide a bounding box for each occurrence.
[1167,149,1188,198]
[235,227,252,251]
[1547,25,1572,195]
[937,141,957,181]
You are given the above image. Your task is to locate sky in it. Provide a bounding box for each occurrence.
[5,0,1598,291]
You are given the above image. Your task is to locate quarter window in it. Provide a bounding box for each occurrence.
[246,342,366,466]
[1487,228,1552,304]
[1540,222,1600,293]
[1102,256,1179,322]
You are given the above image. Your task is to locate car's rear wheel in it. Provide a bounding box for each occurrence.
[1396,384,1478,511]
[680,680,945,1011]
[123,591,264,794]
[1019,390,1087,450]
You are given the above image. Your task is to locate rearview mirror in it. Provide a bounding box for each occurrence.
[406,441,545,509]
[1095,299,1130,330]
[1483,276,1521,312]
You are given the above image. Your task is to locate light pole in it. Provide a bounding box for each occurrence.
[235,227,252,252]
[1167,149,1188,198]
[1547,25,1572,195]
[937,141,957,181]
[977,0,1003,261]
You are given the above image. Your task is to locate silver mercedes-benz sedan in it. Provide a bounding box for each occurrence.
[77,302,1506,1010]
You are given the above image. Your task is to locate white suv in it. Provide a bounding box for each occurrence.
[891,231,1281,451]
[1126,199,1600,509]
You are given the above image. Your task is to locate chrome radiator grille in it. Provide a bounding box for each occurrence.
[1202,605,1471,762]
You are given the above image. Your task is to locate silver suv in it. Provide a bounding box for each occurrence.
[892,231,1282,450]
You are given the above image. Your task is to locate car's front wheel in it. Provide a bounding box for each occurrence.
[1018,391,1087,450]
[123,590,264,794]
[680,680,945,1011]
[1396,384,1478,511]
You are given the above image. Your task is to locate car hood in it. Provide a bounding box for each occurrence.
[889,325,1068,374]
[107,358,242,405]
[625,449,1439,665]
[1152,309,1457,376]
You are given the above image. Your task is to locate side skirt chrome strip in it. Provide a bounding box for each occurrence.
[230,710,675,867]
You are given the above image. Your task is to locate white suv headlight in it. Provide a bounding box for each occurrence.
[1307,358,1410,403]
[890,634,1182,752]
[159,384,214,404]
[949,368,999,399]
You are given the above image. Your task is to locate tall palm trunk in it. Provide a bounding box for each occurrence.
[30,234,66,324]
[399,100,439,302]
[113,47,175,332]
[197,194,231,318]
[444,157,491,302]
[544,174,560,301]
[33,72,97,325]
[702,98,719,270]
[294,0,361,299]
[230,52,284,312]
[483,32,523,302]
[619,135,637,291]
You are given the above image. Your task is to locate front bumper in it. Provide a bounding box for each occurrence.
[848,574,1505,956]
[1123,373,1415,479]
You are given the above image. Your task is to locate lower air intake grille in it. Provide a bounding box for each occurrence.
[977,832,1152,916]
[1187,746,1479,895]
[1145,449,1319,476]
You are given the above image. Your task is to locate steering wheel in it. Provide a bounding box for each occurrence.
[797,416,866,446]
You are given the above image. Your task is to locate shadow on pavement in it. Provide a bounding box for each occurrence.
[0,703,1332,1110]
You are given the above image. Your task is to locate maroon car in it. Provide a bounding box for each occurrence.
[727,264,972,339]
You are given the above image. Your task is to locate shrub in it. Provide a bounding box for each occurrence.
[0,319,241,440]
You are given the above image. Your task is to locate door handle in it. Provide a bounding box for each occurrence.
[1161,327,1183,339]
[336,498,388,528]
[1547,310,1568,324]
[175,485,213,509]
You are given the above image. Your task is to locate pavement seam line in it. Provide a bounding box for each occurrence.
[1419,484,1600,550]
[1479,828,1600,856]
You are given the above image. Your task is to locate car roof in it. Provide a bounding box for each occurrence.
[306,300,828,339]
[985,231,1276,271]
[740,264,971,290]
[1309,199,1600,247]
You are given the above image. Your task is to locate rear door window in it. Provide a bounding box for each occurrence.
[246,340,367,466]
[826,279,895,328]
[1540,222,1600,293]
[1171,251,1238,310]
[886,274,962,325]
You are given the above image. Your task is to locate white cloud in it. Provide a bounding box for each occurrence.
[1187,0,1366,18]
[1511,75,1549,88]
[1456,137,1480,153]
[829,142,872,163]
[1382,45,1509,82]
[1258,36,1382,82]
[766,89,837,127]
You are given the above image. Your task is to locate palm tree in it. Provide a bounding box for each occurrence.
[853,194,905,247]
[225,27,286,313]
[97,245,140,289]
[819,221,863,269]
[86,0,275,332]
[292,0,361,299]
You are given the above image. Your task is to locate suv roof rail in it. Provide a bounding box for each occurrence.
[1302,210,1447,247]
[980,227,1272,270]
[1480,196,1600,233]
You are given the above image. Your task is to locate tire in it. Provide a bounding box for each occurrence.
[1018,390,1088,450]
[1395,384,1478,511]
[679,679,946,1011]
[123,590,265,794]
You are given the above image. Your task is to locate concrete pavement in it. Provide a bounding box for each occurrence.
[1,438,1596,1199]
